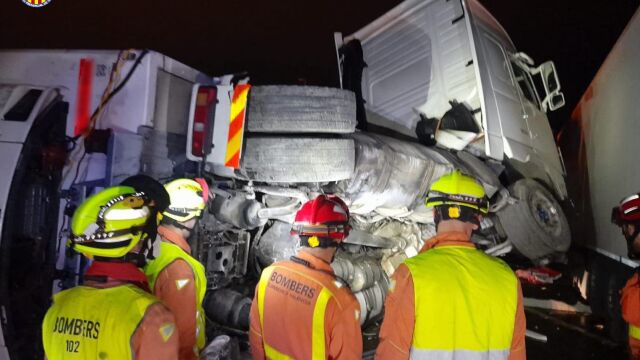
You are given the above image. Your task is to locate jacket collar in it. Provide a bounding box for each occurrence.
[84,260,150,292]
[157,225,191,254]
[420,231,476,253]
[295,249,335,275]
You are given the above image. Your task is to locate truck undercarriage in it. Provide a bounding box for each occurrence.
[186,84,571,349]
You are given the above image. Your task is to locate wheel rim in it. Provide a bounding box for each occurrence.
[529,190,562,237]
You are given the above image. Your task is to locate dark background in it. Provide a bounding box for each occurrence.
[0,0,638,130]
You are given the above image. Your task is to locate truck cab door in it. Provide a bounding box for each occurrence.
[474,30,533,162]
[509,57,564,175]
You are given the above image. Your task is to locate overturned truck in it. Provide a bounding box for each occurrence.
[192,0,571,333]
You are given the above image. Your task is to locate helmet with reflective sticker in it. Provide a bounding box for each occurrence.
[291,195,351,245]
[70,186,156,258]
[163,178,208,223]
[426,170,489,214]
[612,192,640,259]
[612,192,640,226]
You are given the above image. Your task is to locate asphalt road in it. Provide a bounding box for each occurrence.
[359,307,629,359]
[525,308,628,360]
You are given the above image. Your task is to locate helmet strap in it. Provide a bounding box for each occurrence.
[134,208,162,266]
[434,206,480,230]
[300,235,339,249]
[163,217,194,232]
[434,207,442,230]
[119,235,156,267]
[122,252,147,268]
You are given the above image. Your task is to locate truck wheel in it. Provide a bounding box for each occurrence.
[241,137,355,183]
[246,86,357,134]
[497,179,571,261]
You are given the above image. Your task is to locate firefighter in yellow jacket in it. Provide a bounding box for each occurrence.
[376,170,526,360]
[143,178,209,360]
[42,185,178,360]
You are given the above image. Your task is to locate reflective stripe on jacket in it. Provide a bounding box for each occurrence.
[144,241,207,350]
[404,245,518,359]
[257,266,333,359]
[622,272,640,344]
[42,284,157,359]
[631,324,640,340]
[250,251,363,360]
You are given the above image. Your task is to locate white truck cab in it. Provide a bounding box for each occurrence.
[332,0,570,262]
[338,0,566,198]
[0,50,209,359]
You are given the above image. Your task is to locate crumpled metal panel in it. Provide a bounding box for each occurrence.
[255,221,298,266]
[339,132,453,215]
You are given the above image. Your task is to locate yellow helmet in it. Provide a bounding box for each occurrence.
[70,186,157,258]
[163,178,208,223]
[426,170,489,216]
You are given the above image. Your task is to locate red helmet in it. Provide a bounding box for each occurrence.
[612,193,640,226]
[292,195,351,246]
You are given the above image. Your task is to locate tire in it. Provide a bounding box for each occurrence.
[246,86,357,134]
[497,179,571,261]
[241,137,355,183]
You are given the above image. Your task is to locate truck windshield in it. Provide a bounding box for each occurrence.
[0,85,18,114]
[510,61,540,109]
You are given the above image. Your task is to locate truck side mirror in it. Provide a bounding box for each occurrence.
[539,61,560,93]
[536,61,565,112]
[548,92,565,111]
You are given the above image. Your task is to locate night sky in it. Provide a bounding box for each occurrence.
[1,0,638,131]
